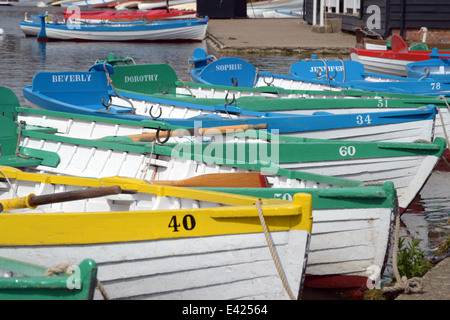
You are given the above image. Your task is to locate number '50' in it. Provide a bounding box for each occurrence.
[168,215,196,232]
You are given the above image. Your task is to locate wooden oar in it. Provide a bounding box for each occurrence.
[124,123,269,142]
[0,186,122,212]
[149,172,269,188]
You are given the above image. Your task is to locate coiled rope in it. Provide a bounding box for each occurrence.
[255,199,296,300]
[382,213,424,294]
[45,263,110,300]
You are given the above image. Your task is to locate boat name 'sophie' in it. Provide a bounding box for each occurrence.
[216,64,243,71]
[124,74,159,83]
[52,74,92,83]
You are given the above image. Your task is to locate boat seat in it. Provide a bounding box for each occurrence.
[197,57,259,88]
[290,59,365,83]
[111,64,178,95]
[189,48,215,69]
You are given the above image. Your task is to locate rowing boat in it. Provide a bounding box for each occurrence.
[188,48,450,96]
[0,257,97,300]
[405,48,450,81]
[91,56,450,152]
[60,8,197,23]
[19,14,207,42]
[350,35,450,77]
[21,66,438,144]
[0,166,313,300]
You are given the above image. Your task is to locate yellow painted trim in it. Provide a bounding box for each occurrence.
[0,166,286,207]
[0,167,313,246]
[0,194,312,246]
[0,193,37,212]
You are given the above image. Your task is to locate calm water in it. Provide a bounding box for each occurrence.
[0,5,448,299]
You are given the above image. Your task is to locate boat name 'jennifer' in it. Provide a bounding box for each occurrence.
[124,74,159,83]
[309,66,344,73]
[52,74,92,83]
[216,64,243,72]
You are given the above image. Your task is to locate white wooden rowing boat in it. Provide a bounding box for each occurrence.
[0,166,312,300]
[19,14,207,42]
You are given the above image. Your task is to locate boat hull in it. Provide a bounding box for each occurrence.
[0,167,312,300]
[1,231,309,300]
[19,18,208,42]
[17,118,443,212]
[350,51,414,77]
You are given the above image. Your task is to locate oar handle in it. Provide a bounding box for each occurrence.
[0,186,122,212]
[126,124,269,142]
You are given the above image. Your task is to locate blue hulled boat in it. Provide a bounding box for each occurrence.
[22,63,438,143]
[406,48,450,81]
[188,48,450,96]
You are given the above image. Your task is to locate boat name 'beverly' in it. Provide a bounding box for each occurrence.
[124,74,159,83]
[52,74,92,83]
[216,64,243,72]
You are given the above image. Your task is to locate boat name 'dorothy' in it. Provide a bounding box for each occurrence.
[124,74,159,83]
[52,74,92,83]
[216,64,243,71]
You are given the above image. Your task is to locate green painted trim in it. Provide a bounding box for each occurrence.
[15,106,187,130]
[0,259,97,300]
[120,91,446,112]
[20,129,363,187]
[0,257,46,277]
[200,181,398,210]
[19,146,60,167]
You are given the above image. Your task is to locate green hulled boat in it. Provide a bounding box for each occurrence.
[0,257,98,300]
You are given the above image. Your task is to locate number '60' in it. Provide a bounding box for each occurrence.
[339,146,356,157]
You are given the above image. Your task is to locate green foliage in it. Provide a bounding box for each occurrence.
[435,235,450,255]
[396,238,432,279]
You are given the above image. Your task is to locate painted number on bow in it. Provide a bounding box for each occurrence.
[339,146,356,157]
[168,214,196,232]
[431,82,441,90]
[274,193,293,201]
[356,114,372,125]
[377,99,388,108]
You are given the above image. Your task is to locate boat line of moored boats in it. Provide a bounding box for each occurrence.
[0,5,450,300]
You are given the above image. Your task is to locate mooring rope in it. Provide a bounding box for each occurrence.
[44,263,77,276]
[102,61,136,114]
[177,78,195,98]
[0,168,18,199]
[45,263,110,300]
[15,121,30,159]
[382,213,424,294]
[359,181,384,187]
[255,199,296,300]
[140,141,155,181]
[437,96,450,148]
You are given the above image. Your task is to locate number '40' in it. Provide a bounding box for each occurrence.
[168,215,196,232]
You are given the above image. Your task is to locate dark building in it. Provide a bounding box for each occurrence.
[303,0,450,40]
